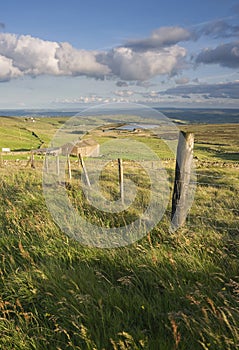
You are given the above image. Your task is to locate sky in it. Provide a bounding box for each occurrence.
[0,0,239,109]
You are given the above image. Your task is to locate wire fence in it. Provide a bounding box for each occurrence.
[60,157,239,234]
[186,171,239,233]
[1,155,238,234]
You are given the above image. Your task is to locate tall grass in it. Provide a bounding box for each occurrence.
[0,160,239,349]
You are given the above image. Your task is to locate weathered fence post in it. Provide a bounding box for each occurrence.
[78,153,91,187]
[171,132,194,229]
[67,154,72,180]
[118,158,124,204]
[56,155,60,175]
[44,155,49,173]
[31,151,35,169]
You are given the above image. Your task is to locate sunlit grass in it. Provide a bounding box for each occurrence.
[0,118,239,349]
[0,158,239,349]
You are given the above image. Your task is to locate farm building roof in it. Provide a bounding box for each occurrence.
[33,147,61,155]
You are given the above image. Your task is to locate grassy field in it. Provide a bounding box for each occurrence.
[0,116,67,151]
[0,116,239,349]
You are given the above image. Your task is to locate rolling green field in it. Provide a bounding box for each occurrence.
[0,116,67,151]
[0,116,239,349]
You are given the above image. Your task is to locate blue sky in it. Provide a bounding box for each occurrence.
[0,0,239,108]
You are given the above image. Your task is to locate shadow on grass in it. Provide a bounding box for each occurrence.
[13,148,31,152]
[0,172,239,349]
[216,152,239,162]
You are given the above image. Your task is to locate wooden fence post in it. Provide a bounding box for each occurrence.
[67,154,72,180]
[171,132,194,229]
[78,153,91,187]
[118,158,124,204]
[44,155,49,173]
[31,151,35,169]
[56,155,60,175]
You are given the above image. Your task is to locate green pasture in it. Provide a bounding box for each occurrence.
[0,116,238,349]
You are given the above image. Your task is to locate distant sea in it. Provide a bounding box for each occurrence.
[0,107,239,124]
[0,109,79,118]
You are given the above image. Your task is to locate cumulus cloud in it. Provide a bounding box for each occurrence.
[125,26,193,51]
[56,42,109,78]
[196,41,239,68]
[0,33,109,81]
[160,81,239,99]
[102,45,187,81]
[0,33,60,75]
[0,31,188,82]
[0,55,22,81]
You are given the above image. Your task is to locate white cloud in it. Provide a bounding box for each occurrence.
[104,45,187,81]
[0,33,59,75]
[0,55,22,81]
[0,30,187,82]
[0,33,109,80]
[56,42,110,77]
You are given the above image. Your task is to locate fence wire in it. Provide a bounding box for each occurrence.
[70,158,239,234]
[2,156,238,234]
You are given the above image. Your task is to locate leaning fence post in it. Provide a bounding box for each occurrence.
[171,132,194,229]
[78,153,91,187]
[118,158,124,204]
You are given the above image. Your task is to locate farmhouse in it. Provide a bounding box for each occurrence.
[61,139,100,157]
[32,139,100,158]
[33,147,61,156]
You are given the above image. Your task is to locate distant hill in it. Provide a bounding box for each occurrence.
[0,108,239,124]
[157,108,239,124]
